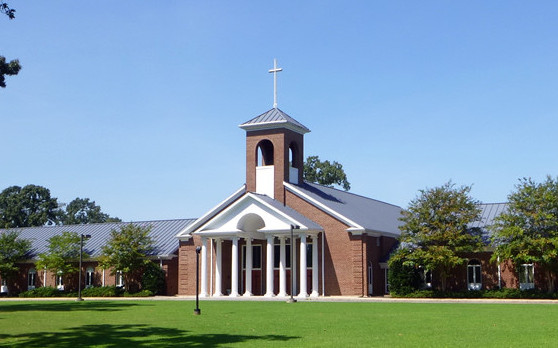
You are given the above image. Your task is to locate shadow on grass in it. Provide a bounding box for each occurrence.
[0,324,299,347]
[0,301,141,313]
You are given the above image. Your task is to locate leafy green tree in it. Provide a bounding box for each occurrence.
[0,56,21,88]
[394,182,483,291]
[141,261,166,295]
[0,230,31,284]
[62,197,121,225]
[491,176,558,292]
[99,224,154,292]
[303,155,351,191]
[0,1,14,19]
[387,256,422,295]
[0,185,62,228]
[36,231,84,277]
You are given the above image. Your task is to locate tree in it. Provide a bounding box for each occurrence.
[99,224,154,292]
[0,230,31,285]
[0,56,21,88]
[303,155,351,191]
[1,2,22,89]
[0,1,15,19]
[393,182,483,291]
[0,185,62,228]
[62,197,121,225]
[491,176,558,292]
[36,231,84,278]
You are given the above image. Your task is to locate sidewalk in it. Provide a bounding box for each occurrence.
[2,295,558,304]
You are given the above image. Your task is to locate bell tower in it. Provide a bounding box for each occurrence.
[239,108,310,203]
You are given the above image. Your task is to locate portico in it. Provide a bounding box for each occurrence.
[195,231,320,298]
[183,192,323,298]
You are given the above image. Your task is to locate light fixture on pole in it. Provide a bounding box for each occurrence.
[287,224,300,303]
[194,246,202,315]
[76,234,91,302]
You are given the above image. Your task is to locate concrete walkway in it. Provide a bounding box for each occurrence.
[2,295,558,305]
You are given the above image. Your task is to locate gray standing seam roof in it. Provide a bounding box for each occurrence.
[470,203,508,244]
[239,108,311,133]
[0,219,196,260]
[289,182,403,236]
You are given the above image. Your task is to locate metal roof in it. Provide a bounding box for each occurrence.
[239,108,311,134]
[287,182,404,236]
[1,219,196,260]
[470,202,508,243]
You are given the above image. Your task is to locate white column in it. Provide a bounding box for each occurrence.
[264,235,275,297]
[243,238,253,297]
[230,237,240,296]
[200,237,208,297]
[214,238,223,297]
[298,234,308,298]
[292,236,297,295]
[310,234,319,297]
[278,236,287,297]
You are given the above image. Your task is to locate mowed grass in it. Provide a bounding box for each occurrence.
[1,300,558,347]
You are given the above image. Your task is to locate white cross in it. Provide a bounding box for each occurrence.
[268,58,283,108]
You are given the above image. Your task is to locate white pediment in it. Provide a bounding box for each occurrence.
[189,193,319,238]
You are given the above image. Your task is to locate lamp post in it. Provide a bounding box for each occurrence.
[287,224,300,303]
[76,234,91,302]
[194,246,201,315]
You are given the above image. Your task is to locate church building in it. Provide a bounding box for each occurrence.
[175,106,402,297]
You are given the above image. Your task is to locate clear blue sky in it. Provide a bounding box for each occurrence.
[2,1,557,221]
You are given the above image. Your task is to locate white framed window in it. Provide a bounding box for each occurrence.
[273,243,291,269]
[467,260,482,291]
[56,272,64,291]
[116,271,124,288]
[242,245,262,270]
[1,278,8,293]
[28,268,37,290]
[384,268,390,294]
[419,267,432,289]
[85,267,94,288]
[519,264,534,290]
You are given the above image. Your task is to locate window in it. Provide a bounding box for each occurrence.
[306,243,312,268]
[273,243,291,269]
[116,271,124,288]
[85,267,94,288]
[56,272,64,290]
[28,268,37,290]
[242,245,262,270]
[1,278,7,293]
[467,260,482,290]
[419,267,432,289]
[519,264,534,290]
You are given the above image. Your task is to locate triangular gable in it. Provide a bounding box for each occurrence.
[177,192,322,240]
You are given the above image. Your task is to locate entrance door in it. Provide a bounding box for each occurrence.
[242,245,262,295]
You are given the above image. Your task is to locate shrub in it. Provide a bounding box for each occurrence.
[123,289,153,297]
[387,257,421,295]
[80,286,123,297]
[19,286,64,298]
[141,261,166,295]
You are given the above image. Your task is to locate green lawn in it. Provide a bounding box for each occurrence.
[1,300,558,347]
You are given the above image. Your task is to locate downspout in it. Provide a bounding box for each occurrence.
[43,267,47,287]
